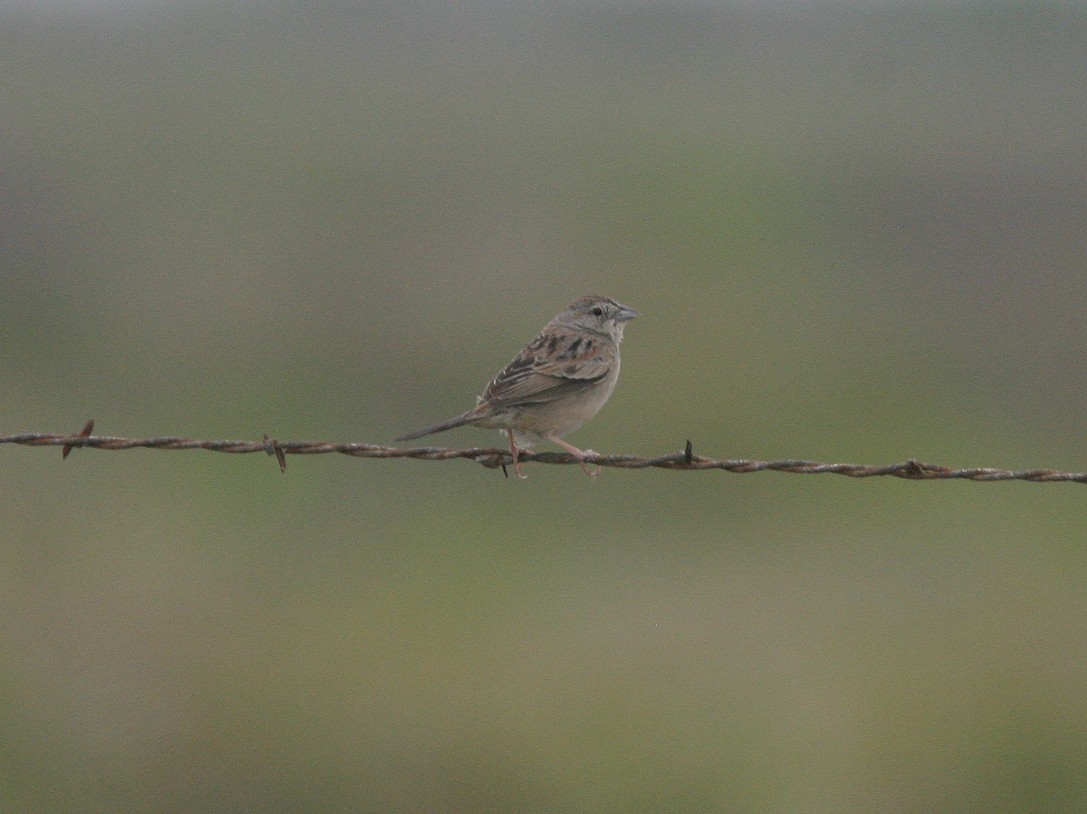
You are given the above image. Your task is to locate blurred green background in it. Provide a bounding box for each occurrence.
[3,1,1087,811]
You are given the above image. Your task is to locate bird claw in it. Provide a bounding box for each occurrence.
[577,449,600,479]
[506,430,530,479]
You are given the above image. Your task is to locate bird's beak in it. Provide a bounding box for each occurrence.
[614,303,638,323]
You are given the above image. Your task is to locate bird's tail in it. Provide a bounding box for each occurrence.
[394,409,486,442]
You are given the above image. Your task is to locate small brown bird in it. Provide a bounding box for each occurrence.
[396,295,638,478]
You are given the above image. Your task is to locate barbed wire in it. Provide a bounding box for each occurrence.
[2,420,1085,483]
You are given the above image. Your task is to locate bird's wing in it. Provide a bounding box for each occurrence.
[483,330,613,408]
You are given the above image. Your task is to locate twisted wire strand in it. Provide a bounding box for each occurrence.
[2,423,1085,483]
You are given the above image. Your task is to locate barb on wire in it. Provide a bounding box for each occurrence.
[2,421,1086,484]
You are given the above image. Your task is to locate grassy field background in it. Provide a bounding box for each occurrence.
[3,2,1087,811]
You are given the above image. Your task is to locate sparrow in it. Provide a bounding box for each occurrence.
[396,295,638,478]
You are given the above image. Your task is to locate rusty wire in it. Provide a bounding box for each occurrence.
[2,420,1085,483]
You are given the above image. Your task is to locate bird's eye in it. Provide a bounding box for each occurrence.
[591,306,604,317]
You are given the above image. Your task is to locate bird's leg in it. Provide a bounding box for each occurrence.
[546,435,600,479]
[507,430,529,479]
